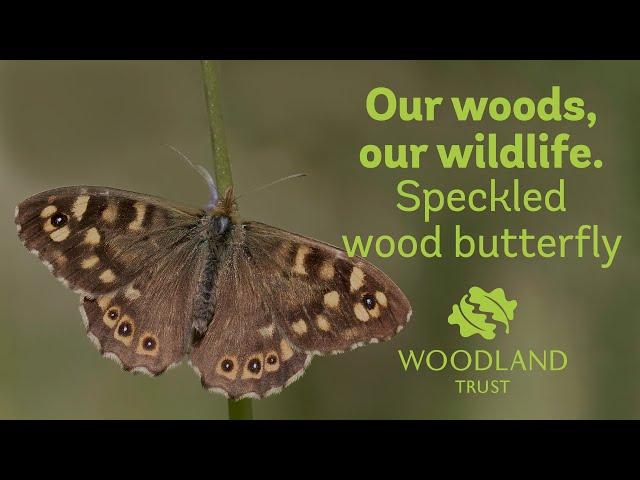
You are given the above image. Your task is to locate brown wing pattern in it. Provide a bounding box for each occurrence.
[79,238,208,375]
[189,233,312,399]
[15,186,204,296]
[17,186,411,399]
[240,222,412,355]
[189,220,410,399]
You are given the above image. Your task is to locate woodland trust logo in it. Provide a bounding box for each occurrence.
[398,286,568,395]
[448,287,517,340]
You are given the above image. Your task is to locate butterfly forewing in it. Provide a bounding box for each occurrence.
[241,222,412,355]
[15,186,205,296]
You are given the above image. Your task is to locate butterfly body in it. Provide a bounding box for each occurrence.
[16,186,411,399]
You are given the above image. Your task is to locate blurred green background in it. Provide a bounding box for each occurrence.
[0,61,637,419]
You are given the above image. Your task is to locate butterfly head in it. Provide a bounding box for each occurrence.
[208,186,238,232]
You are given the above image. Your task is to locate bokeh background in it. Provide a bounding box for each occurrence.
[0,61,637,419]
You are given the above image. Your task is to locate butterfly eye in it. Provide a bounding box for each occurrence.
[221,359,234,372]
[117,321,133,337]
[248,358,261,373]
[362,294,377,310]
[51,213,68,228]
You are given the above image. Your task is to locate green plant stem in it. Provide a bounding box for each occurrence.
[201,60,234,194]
[200,60,253,420]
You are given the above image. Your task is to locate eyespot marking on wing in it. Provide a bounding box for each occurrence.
[242,354,264,379]
[216,356,239,380]
[114,315,135,346]
[103,306,121,328]
[136,334,159,356]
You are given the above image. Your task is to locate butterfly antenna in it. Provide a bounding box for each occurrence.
[253,173,307,193]
[236,173,307,201]
[166,144,219,209]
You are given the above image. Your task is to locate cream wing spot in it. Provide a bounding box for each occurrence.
[319,260,334,280]
[280,339,294,361]
[258,324,275,338]
[292,319,308,335]
[350,266,365,292]
[99,269,116,283]
[375,291,388,307]
[71,195,90,221]
[128,202,146,230]
[81,255,100,269]
[102,202,118,223]
[316,314,331,331]
[43,219,56,233]
[40,205,57,218]
[125,284,141,301]
[49,225,71,242]
[97,292,116,311]
[323,291,340,309]
[354,303,370,322]
[292,245,310,275]
[368,304,381,319]
[84,227,101,245]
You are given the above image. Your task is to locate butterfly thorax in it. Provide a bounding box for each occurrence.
[208,186,238,227]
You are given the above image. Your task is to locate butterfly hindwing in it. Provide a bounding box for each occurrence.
[15,186,204,296]
[80,237,209,375]
[189,239,312,399]
[241,222,412,355]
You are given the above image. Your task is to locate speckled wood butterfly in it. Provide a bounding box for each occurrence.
[15,184,411,400]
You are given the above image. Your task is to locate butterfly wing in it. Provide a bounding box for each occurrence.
[15,186,205,296]
[189,237,312,399]
[190,220,410,399]
[80,238,209,375]
[241,222,412,354]
[17,186,209,374]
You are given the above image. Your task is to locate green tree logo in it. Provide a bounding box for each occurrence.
[448,287,518,340]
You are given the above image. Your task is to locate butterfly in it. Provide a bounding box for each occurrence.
[15,180,412,400]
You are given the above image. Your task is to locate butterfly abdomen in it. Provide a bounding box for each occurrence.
[191,214,236,338]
